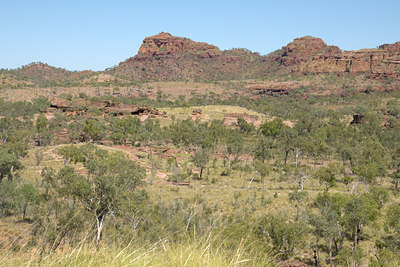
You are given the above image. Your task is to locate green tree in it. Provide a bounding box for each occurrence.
[60,145,146,247]
[311,192,348,266]
[82,119,105,142]
[191,149,210,179]
[237,118,255,133]
[288,189,308,221]
[58,145,85,166]
[277,127,298,165]
[315,164,338,192]
[0,181,18,217]
[353,162,378,190]
[254,136,273,163]
[343,193,379,249]
[36,113,48,146]
[256,214,307,259]
[226,130,244,176]
[19,184,38,220]
[0,147,23,182]
[260,118,284,139]
[252,160,270,186]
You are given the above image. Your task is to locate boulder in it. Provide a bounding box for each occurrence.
[50,98,71,111]
[192,109,202,115]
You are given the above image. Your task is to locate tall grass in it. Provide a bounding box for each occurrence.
[0,229,274,266]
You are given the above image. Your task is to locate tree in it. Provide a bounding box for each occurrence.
[370,186,389,209]
[393,167,400,193]
[36,113,49,146]
[277,127,298,165]
[391,158,400,193]
[237,118,255,133]
[288,189,308,221]
[109,116,141,145]
[254,136,273,163]
[0,147,23,182]
[385,204,400,237]
[0,181,18,217]
[336,247,364,267]
[82,119,104,142]
[18,184,38,220]
[256,214,307,259]
[291,164,311,191]
[59,145,145,248]
[315,164,338,191]
[343,193,379,249]
[311,192,348,266]
[226,130,244,176]
[309,210,337,266]
[35,149,44,166]
[252,160,270,186]
[353,162,378,190]
[191,148,210,179]
[58,145,85,166]
[260,118,284,139]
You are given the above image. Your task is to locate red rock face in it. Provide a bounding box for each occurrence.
[279,36,341,66]
[379,42,400,52]
[137,32,221,58]
[113,32,264,81]
[276,36,400,77]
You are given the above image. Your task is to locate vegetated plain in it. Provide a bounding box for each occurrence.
[0,33,400,266]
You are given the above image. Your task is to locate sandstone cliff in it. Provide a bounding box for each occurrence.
[275,36,400,77]
[137,32,221,58]
[111,32,264,81]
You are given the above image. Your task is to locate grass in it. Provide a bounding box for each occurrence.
[0,228,274,267]
[159,105,267,122]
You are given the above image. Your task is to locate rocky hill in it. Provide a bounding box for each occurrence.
[274,36,400,77]
[110,33,400,82]
[3,33,400,89]
[3,62,93,87]
[109,32,270,81]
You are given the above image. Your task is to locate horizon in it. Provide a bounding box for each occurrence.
[1,0,400,71]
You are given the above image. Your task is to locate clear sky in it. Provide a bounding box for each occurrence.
[1,0,399,71]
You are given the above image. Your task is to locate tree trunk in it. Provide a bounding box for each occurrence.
[96,213,106,249]
[354,225,358,250]
[284,150,289,165]
[313,247,319,266]
[132,213,137,230]
[329,237,333,267]
[247,171,258,190]
[199,167,203,179]
[23,203,27,220]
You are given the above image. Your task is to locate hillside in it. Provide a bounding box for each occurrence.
[1,33,399,101]
[109,32,270,81]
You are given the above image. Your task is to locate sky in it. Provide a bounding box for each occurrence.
[1,0,399,71]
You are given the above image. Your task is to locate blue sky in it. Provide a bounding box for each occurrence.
[1,0,399,71]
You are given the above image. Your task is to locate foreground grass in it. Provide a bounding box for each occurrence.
[0,233,274,267]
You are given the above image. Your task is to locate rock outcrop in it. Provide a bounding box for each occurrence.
[111,32,264,81]
[276,36,400,77]
[105,104,159,116]
[137,32,221,59]
[48,98,160,118]
[247,81,312,95]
